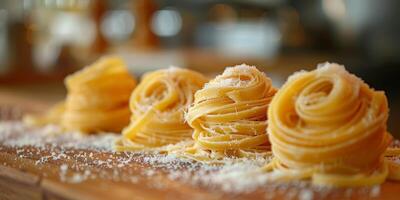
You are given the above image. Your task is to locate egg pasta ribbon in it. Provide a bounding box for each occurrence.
[264,62,399,187]
[115,68,207,151]
[24,56,137,133]
[173,64,276,162]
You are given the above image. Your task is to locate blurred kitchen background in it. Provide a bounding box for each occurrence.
[0,0,399,137]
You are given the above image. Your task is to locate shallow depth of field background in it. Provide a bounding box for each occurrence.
[0,0,399,137]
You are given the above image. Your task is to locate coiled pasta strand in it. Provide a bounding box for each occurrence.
[171,64,276,162]
[115,67,207,151]
[264,62,399,187]
[24,56,136,133]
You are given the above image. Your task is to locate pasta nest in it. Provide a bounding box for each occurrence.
[265,62,394,186]
[115,67,207,151]
[24,56,136,133]
[179,64,276,161]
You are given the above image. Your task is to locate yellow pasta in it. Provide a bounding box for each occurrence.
[115,67,207,151]
[25,56,137,133]
[172,64,276,162]
[264,62,399,187]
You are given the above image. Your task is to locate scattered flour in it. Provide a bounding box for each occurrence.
[204,64,257,89]
[0,122,389,199]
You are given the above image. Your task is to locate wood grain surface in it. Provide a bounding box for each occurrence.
[1,93,400,200]
[1,142,400,200]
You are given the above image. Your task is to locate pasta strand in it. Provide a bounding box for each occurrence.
[264,62,400,187]
[171,64,276,162]
[24,56,136,133]
[115,67,207,151]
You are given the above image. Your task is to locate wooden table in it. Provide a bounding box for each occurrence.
[1,140,400,200]
[1,93,400,200]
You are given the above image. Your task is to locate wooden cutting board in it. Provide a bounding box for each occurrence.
[1,144,400,200]
[0,146,225,200]
[1,93,399,200]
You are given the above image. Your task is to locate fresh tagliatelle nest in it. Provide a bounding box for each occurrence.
[8,57,400,198]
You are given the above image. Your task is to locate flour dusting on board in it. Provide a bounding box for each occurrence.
[0,122,392,199]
